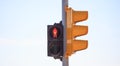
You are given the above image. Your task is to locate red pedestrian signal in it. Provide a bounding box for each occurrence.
[52,27,58,38]
[47,21,63,60]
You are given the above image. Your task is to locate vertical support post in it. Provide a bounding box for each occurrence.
[62,0,68,66]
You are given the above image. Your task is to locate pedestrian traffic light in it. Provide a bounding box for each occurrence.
[65,7,88,58]
[47,21,63,59]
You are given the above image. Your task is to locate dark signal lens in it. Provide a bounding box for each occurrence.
[50,44,60,55]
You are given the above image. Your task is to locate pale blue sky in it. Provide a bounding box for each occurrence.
[0,0,120,66]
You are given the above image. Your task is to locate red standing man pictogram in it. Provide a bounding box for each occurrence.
[52,28,58,38]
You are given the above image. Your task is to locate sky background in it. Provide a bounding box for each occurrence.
[0,0,120,66]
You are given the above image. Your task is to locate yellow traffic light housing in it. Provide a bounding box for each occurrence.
[65,7,88,58]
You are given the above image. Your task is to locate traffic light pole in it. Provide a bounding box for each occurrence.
[62,0,68,66]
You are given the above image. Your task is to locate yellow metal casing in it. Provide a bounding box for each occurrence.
[65,8,88,58]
